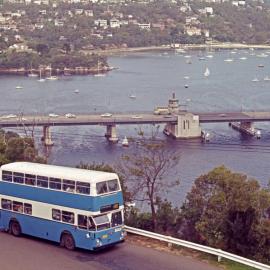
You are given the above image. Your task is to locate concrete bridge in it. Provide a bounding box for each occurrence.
[1,95,269,145]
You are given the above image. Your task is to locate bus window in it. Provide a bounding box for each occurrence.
[49,177,61,190]
[111,211,123,227]
[37,176,48,188]
[62,211,74,224]
[108,180,119,192]
[24,203,32,215]
[2,171,12,182]
[13,201,23,213]
[1,199,11,210]
[76,181,90,195]
[93,215,110,231]
[13,172,24,184]
[25,174,36,186]
[63,180,75,193]
[96,181,108,195]
[78,214,87,229]
[52,209,61,221]
[88,217,95,231]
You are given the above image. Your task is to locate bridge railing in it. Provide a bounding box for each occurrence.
[124,226,270,270]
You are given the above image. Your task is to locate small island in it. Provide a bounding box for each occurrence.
[0,49,110,76]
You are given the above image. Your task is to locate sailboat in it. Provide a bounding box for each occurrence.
[46,65,58,80]
[122,136,129,147]
[129,94,136,99]
[204,67,210,77]
[28,62,38,77]
[37,68,45,82]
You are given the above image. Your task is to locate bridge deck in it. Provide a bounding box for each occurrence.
[0,112,270,128]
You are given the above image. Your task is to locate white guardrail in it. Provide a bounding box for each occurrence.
[125,226,270,270]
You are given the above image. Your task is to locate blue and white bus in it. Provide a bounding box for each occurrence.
[0,162,125,250]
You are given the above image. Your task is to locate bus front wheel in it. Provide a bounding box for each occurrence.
[9,221,21,237]
[61,233,75,250]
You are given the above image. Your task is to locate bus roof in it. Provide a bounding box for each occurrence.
[1,162,119,184]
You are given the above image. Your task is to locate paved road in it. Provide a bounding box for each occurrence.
[0,232,220,270]
[1,111,270,128]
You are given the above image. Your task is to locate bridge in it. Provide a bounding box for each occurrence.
[1,94,269,145]
[0,110,268,145]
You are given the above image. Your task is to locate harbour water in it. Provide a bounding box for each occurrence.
[1,49,270,203]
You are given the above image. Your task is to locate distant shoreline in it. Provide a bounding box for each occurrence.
[84,43,270,56]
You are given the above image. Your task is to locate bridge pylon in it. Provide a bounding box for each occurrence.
[105,124,119,143]
[164,113,201,139]
[42,126,54,146]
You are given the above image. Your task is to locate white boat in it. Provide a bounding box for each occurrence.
[252,78,259,82]
[257,53,268,58]
[184,76,190,79]
[239,57,247,60]
[15,86,23,89]
[204,67,210,77]
[28,72,38,77]
[184,84,189,88]
[184,55,191,58]
[206,55,213,58]
[122,136,129,147]
[263,76,270,81]
[175,48,186,53]
[74,89,80,93]
[37,69,45,82]
[47,76,58,80]
[186,59,192,64]
[46,65,58,80]
[224,58,234,62]
[129,94,136,99]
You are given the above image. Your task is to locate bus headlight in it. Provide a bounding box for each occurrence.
[120,230,126,240]
[96,238,102,247]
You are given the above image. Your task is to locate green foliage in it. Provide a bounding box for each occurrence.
[180,166,270,263]
[0,129,46,165]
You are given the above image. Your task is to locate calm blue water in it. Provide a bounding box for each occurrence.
[1,49,270,203]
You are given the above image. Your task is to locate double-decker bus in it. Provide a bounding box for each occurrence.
[0,162,125,250]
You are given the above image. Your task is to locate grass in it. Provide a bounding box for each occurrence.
[199,254,257,270]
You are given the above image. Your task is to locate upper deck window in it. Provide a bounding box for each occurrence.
[2,171,12,182]
[96,179,120,195]
[37,176,48,188]
[108,179,119,192]
[63,180,75,193]
[96,181,107,194]
[25,174,36,186]
[13,172,24,184]
[49,177,61,190]
[76,181,90,195]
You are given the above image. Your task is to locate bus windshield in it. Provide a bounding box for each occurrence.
[92,215,110,231]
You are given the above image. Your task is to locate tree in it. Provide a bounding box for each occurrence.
[0,129,46,165]
[180,166,270,263]
[36,43,50,55]
[118,136,180,231]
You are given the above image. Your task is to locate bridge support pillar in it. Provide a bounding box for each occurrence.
[105,124,118,143]
[164,113,201,139]
[42,126,54,146]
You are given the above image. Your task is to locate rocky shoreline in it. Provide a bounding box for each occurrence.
[0,65,114,76]
[84,43,270,56]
